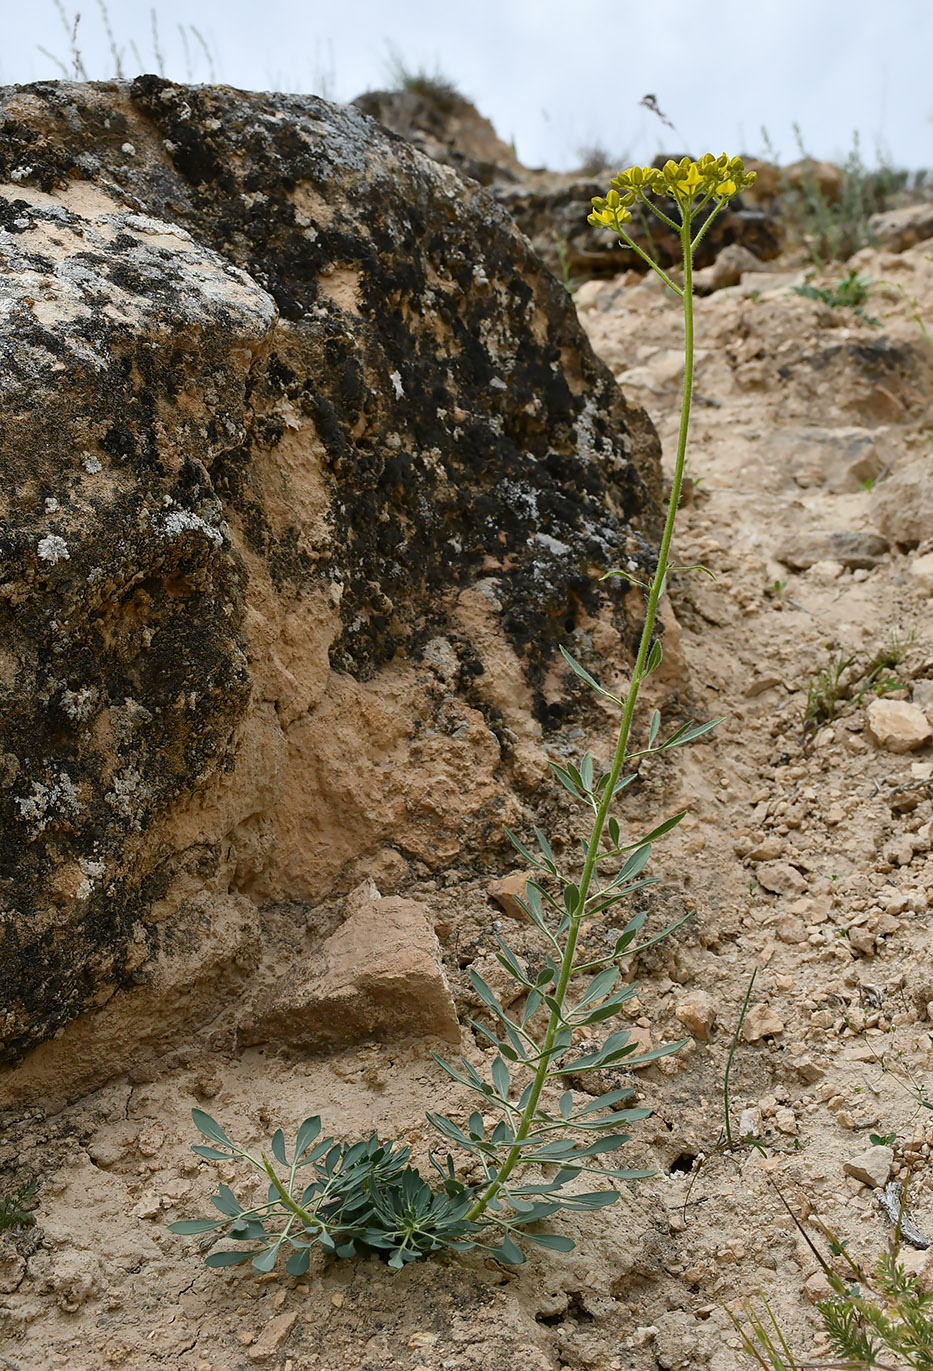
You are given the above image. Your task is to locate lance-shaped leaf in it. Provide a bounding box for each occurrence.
[661,717,722,750]
[522,1231,576,1252]
[271,1129,288,1167]
[574,966,620,1012]
[503,827,550,872]
[533,827,558,874]
[648,709,661,747]
[169,1218,230,1235]
[645,639,663,675]
[622,1038,689,1068]
[558,1028,636,1074]
[550,762,586,804]
[294,1117,322,1160]
[559,645,623,704]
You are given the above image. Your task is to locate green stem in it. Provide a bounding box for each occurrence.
[466,211,698,1226]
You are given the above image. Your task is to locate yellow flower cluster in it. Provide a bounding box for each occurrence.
[588,154,756,229]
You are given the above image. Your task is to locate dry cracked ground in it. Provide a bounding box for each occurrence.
[2,238,933,1371]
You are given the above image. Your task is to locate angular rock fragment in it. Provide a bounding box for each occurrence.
[244,882,461,1049]
[866,700,933,753]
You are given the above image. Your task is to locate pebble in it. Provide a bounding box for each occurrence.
[746,836,786,862]
[755,861,808,896]
[487,871,535,920]
[777,915,808,944]
[843,1145,894,1189]
[247,1312,299,1362]
[743,1004,785,1042]
[866,699,933,753]
[674,990,717,1041]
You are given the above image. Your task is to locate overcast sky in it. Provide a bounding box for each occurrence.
[3,0,931,173]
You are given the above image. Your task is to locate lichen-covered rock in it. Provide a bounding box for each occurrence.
[0,80,662,1066]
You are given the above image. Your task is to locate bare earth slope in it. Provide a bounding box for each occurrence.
[1,238,933,1368]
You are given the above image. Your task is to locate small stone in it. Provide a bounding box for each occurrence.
[774,1107,798,1135]
[843,1145,894,1189]
[777,915,808,944]
[744,675,783,698]
[755,861,807,896]
[866,700,933,753]
[743,1004,785,1042]
[909,552,933,596]
[848,926,876,957]
[248,1312,298,1361]
[747,836,786,862]
[674,990,717,1041]
[804,1271,833,1302]
[793,1056,825,1082]
[487,871,535,920]
[626,1025,654,1066]
[776,530,889,571]
[739,1106,763,1138]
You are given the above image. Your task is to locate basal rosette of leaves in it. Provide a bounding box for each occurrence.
[171,156,752,1277]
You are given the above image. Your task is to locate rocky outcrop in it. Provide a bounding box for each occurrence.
[0,80,662,1065]
[351,86,783,280]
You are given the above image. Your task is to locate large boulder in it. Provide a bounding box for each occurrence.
[0,79,662,1066]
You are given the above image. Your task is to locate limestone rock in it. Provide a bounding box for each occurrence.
[244,884,461,1049]
[909,553,933,595]
[247,1312,299,1362]
[866,699,933,753]
[874,454,933,546]
[0,80,663,1064]
[755,862,808,896]
[674,990,717,1041]
[843,1145,894,1189]
[693,243,765,293]
[869,203,933,253]
[764,425,887,493]
[776,530,890,571]
[743,1004,785,1042]
[488,871,535,920]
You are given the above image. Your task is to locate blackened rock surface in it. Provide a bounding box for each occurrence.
[0,80,662,1064]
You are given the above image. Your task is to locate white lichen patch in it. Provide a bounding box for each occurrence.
[82,453,102,474]
[389,370,404,399]
[37,534,69,563]
[105,767,151,829]
[16,771,82,829]
[156,509,224,548]
[77,858,107,900]
[60,686,98,724]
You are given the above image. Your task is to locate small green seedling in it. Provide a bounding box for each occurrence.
[794,269,881,325]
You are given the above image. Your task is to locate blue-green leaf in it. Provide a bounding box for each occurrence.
[204,1250,254,1267]
[271,1129,287,1166]
[191,1110,233,1149]
[491,1057,511,1100]
[294,1117,322,1159]
[286,1248,311,1276]
[648,709,661,747]
[169,1218,228,1234]
[521,1231,575,1252]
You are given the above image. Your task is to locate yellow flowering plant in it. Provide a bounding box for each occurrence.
[171,157,755,1276]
